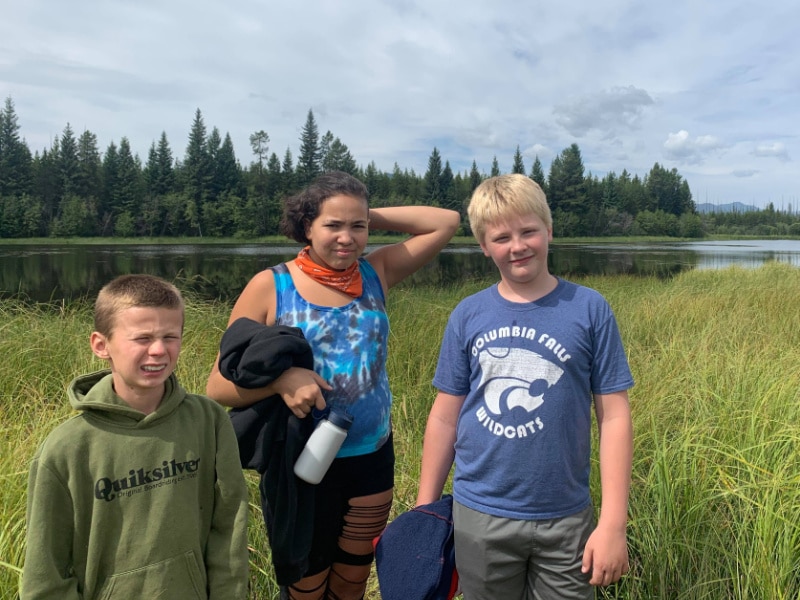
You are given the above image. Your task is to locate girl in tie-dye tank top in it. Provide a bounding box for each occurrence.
[207,171,460,600]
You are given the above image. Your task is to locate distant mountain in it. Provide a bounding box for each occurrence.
[695,202,761,214]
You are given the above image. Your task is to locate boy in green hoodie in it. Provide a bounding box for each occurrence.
[21,274,249,600]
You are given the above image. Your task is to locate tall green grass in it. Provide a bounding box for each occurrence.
[2,264,799,598]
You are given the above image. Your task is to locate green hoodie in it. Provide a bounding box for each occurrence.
[21,370,249,600]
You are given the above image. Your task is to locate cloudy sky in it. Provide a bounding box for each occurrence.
[1,0,797,208]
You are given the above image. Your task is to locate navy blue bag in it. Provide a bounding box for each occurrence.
[375,495,459,600]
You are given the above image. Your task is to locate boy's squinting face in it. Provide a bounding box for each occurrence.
[480,213,553,287]
[90,306,183,408]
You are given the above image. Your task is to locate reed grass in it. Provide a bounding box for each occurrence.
[2,264,800,599]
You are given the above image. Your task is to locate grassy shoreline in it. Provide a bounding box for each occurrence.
[2,264,800,598]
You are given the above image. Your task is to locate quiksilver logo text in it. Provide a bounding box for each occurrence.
[94,458,200,502]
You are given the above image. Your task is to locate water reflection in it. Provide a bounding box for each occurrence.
[2,240,800,303]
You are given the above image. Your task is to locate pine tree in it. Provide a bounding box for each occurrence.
[211,132,241,199]
[547,144,587,235]
[184,108,211,205]
[440,160,457,211]
[469,160,482,192]
[281,147,296,195]
[101,141,120,233]
[265,152,282,200]
[116,137,140,218]
[48,125,94,238]
[601,172,620,210]
[364,162,381,200]
[58,124,79,199]
[324,138,357,175]
[646,163,694,216]
[296,109,321,186]
[207,127,222,161]
[76,130,101,200]
[319,131,334,171]
[147,132,175,196]
[529,155,546,193]
[0,97,33,198]
[34,141,61,225]
[391,163,409,199]
[181,109,213,236]
[424,147,443,204]
[512,145,525,174]
[490,156,500,177]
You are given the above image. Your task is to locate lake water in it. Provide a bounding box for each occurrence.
[2,239,800,303]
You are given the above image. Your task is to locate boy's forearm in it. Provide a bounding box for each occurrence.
[416,397,460,506]
[597,410,633,530]
[417,443,454,506]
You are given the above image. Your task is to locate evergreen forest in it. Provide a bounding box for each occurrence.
[1,96,797,240]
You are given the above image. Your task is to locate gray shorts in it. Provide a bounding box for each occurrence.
[453,501,595,600]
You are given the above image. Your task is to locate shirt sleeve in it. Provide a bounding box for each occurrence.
[20,456,83,600]
[205,410,250,600]
[432,309,472,396]
[590,301,634,395]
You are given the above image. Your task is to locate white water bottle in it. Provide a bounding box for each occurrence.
[294,410,353,484]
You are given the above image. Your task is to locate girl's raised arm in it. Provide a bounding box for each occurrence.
[366,206,460,290]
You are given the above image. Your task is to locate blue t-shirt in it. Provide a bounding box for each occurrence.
[272,259,391,457]
[434,278,633,520]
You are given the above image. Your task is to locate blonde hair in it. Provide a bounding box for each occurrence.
[94,274,184,337]
[468,174,551,243]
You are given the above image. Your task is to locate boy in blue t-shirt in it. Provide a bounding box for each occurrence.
[416,174,634,599]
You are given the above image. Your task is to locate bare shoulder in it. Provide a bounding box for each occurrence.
[229,268,277,325]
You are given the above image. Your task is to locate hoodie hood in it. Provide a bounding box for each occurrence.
[68,369,186,427]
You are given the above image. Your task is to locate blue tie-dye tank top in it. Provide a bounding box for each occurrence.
[271,258,391,457]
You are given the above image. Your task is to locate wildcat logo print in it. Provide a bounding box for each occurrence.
[478,347,564,415]
[474,346,565,440]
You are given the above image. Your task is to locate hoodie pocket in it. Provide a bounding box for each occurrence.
[96,550,206,599]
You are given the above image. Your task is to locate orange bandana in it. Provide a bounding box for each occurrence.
[294,246,363,298]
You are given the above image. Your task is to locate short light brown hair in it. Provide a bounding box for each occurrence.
[94,274,184,337]
[468,174,551,243]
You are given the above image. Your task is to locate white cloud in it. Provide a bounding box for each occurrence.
[523,144,550,160]
[663,130,726,164]
[553,86,655,138]
[753,142,790,161]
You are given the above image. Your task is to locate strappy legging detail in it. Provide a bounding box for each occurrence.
[283,577,327,600]
[337,499,393,557]
[327,567,369,600]
[326,492,392,598]
[283,571,366,600]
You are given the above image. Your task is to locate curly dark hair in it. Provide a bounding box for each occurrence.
[280,171,370,244]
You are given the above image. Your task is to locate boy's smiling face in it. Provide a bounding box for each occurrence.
[480,213,553,290]
[90,306,183,412]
